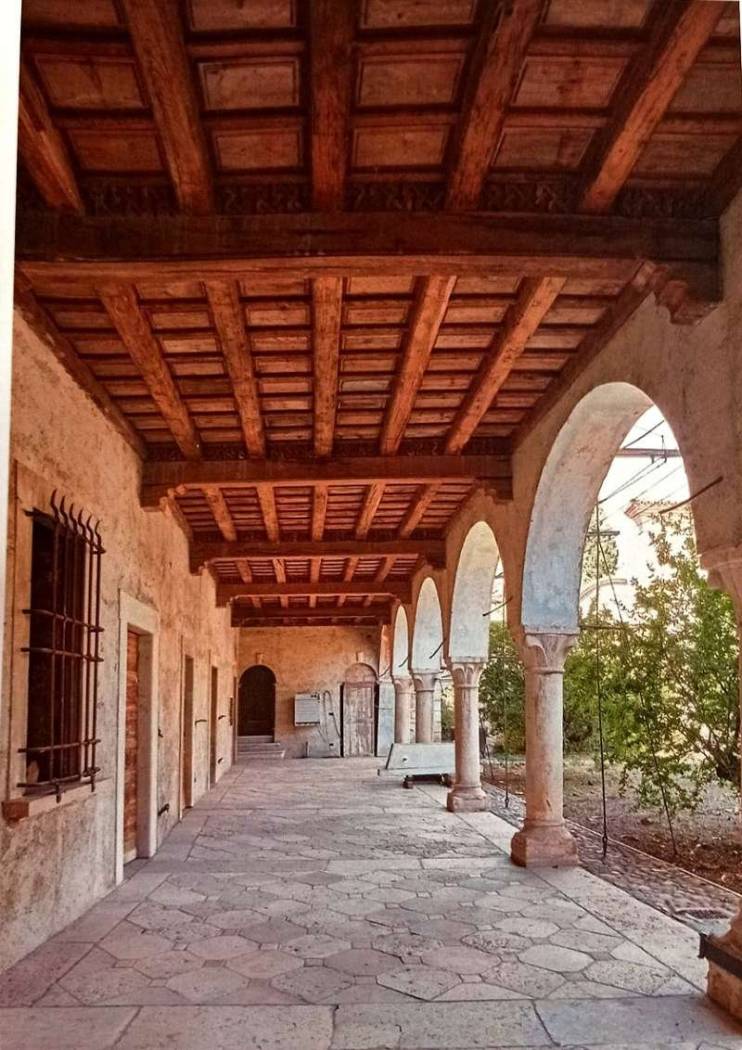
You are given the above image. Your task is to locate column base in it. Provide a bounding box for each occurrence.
[706,924,742,1021]
[510,822,579,868]
[447,786,487,813]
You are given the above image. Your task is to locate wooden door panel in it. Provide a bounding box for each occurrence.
[124,629,139,857]
[344,682,375,757]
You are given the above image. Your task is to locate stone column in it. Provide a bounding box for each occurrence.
[701,548,742,1020]
[446,661,487,812]
[393,677,413,744]
[412,670,437,743]
[511,632,579,867]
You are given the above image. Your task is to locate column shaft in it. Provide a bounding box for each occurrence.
[447,661,486,812]
[393,677,413,744]
[412,671,437,743]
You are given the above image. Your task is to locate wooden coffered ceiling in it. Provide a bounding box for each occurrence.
[13,0,742,627]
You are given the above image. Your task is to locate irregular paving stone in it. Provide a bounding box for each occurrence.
[116,1005,334,1049]
[420,946,498,975]
[408,918,476,941]
[371,931,443,958]
[128,903,195,931]
[133,949,204,978]
[284,933,352,959]
[584,959,671,995]
[325,948,400,976]
[271,965,351,1003]
[59,948,153,1005]
[519,944,592,973]
[205,909,263,930]
[0,939,90,1007]
[550,929,622,954]
[482,959,565,998]
[166,967,247,1003]
[188,935,256,961]
[377,964,460,1001]
[227,950,303,979]
[463,930,531,955]
[99,923,172,960]
[496,917,560,939]
[241,919,307,944]
[2,1006,137,1050]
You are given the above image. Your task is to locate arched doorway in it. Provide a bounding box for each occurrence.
[342,663,377,757]
[238,665,276,738]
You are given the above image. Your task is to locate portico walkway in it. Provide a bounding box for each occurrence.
[1,759,740,1050]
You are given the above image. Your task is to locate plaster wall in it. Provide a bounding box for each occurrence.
[237,625,380,757]
[0,314,237,971]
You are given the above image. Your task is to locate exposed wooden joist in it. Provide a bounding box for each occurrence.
[375,556,397,584]
[312,277,343,456]
[218,581,409,604]
[142,453,510,507]
[445,0,544,210]
[578,0,727,214]
[444,277,566,454]
[99,284,201,459]
[272,557,288,609]
[18,61,83,213]
[311,485,328,541]
[236,558,259,610]
[257,484,280,542]
[309,0,354,210]
[203,486,237,542]
[514,264,658,447]
[121,0,213,214]
[191,538,444,571]
[379,276,457,454]
[205,280,265,457]
[356,483,385,539]
[17,211,717,286]
[398,484,439,538]
[14,278,145,457]
[337,554,360,607]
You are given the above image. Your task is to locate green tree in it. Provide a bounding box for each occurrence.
[479,621,525,752]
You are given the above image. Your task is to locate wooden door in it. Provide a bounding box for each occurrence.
[181,655,194,809]
[343,664,376,757]
[124,630,139,859]
[209,666,218,786]
[238,666,275,737]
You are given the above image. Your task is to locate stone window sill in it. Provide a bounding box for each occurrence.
[2,780,99,822]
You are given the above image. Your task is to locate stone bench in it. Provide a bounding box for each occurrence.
[378,742,455,786]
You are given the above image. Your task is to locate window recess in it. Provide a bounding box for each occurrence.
[20,492,104,798]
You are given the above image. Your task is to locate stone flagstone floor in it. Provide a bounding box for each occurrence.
[1,757,741,1049]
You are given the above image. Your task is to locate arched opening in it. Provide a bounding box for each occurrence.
[238,665,276,738]
[342,663,377,757]
[449,521,499,663]
[411,577,443,672]
[392,605,410,675]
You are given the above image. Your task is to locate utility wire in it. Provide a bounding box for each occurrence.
[620,418,664,450]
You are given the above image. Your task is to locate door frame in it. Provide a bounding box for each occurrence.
[209,665,219,786]
[116,592,159,883]
[237,664,276,737]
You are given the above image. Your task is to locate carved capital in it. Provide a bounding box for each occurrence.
[522,632,578,674]
[701,546,742,623]
[446,660,486,690]
[393,676,414,697]
[412,670,439,693]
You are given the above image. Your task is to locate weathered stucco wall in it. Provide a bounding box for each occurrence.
[237,626,380,757]
[0,314,237,971]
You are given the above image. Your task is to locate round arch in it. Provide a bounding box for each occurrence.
[521,381,689,633]
[449,521,499,663]
[238,664,276,737]
[392,605,410,677]
[411,576,444,672]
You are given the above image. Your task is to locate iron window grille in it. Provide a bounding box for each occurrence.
[20,492,104,798]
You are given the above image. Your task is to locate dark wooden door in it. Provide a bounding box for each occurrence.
[209,666,218,786]
[124,630,139,858]
[181,655,194,809]
[343,664,376,757]
[238,666,275,736]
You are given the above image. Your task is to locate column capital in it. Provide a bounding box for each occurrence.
[521,631,579,673]
[445,659,486,688]
[700,545,742,611]
[411,669,439,690]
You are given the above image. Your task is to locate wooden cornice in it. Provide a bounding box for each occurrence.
[190,538,445,572]
[578,0,727,214]
[445,0,544,210]
[141,453,511,508]
[121,0,213,214]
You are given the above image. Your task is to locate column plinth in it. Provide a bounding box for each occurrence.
[510,631,579,868]
[412,670,437,743]
[392,677,414,744]
[446,660,487,812]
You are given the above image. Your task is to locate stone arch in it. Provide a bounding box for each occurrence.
[521,381,690,634]
[392,604,410,676]
[411,576,444,672]
[448,521,499,663]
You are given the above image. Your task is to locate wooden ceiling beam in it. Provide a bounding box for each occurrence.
[205,280,265,457]
[17,211,716,285]
[219,581,409,604]
[337,554,360,607]
[191,537,444,570]
[445,0,544,210]
[444,277,566,453]
[355,483,385,540]
[14,279,145,457]
[398,484,439,539]
[375,555,397,585]
[309,0,354,210]
[311,484,328,542]
[312,277,343,457]
[142,453,510,505]
[232,606,390,627]
[379,276,457,454]
[99,284,201,459]
[203,486,237,542]
[121,0,213,214]
[257,484,280,542]
[18,61,83,214]
[578,0,727,214]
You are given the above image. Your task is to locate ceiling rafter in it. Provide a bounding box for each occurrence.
[399,484,439,539]
[121,0,213,214]
[99,283,201,460]
[312,277,343,457]
[18,60,83,213]
[309,0,354,210]
[203,486,237,542]
[205,280,265,457]
[445,0,545,210]
[257,484,280,543]
[444,276,567,454]
[578,0,727,214]
[379,276,458,454]
[355,483,385,540]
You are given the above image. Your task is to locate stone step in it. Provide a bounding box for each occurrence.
[236,738,285,760]
[240,734,273,744]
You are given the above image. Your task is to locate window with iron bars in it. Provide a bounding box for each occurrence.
[21,493,104,797]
